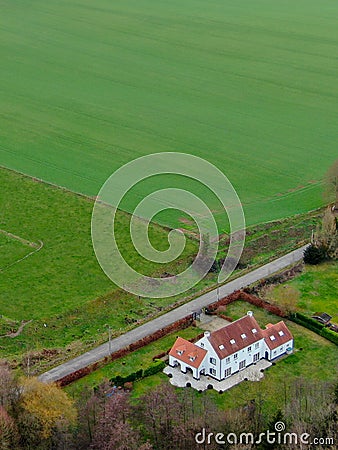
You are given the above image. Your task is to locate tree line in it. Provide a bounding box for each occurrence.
[0,362,337,449]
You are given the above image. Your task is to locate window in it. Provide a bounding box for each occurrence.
[248,346,252,352]
[270,335,276,341]
[225,357,230,365]
[273,350,277,356]
[230,339,236,345]
[234,353,238,360]
[210,368,216,376]
[278,330,284,337]
[225,367,231,378]
[241,333,247,339]
[219,344,224,350]
[253,353,259,362]
[280,346,283,351]
[200,343,204,348]
[252,328,257,334]
[255,342,259,349]
[239,360,246,370]
[210,357,216,365]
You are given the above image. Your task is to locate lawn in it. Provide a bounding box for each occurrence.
[65,325,204,398]
[129,302,338,413]
[267,261,338,323]
[1,0,337,228]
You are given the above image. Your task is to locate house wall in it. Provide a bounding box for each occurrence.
[195,336,267,380]
[195,336,222,380]
[269,339,294,360]
[220,337,266,379]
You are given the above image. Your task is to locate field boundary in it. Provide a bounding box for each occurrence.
[0,165,97,204]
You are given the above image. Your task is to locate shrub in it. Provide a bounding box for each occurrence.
[303,245,327,265]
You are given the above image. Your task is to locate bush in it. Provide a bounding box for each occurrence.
[303,245,327,265]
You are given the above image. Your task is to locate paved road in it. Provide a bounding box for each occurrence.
[39,245,308,383]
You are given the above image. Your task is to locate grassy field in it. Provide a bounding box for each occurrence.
[0,168,197,363]
[0,166,327,367]
[0,233,34,271]
[267,261,338,323]
[1,0,337,228]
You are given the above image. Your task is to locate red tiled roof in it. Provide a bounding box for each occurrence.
[262,321,293,350]
[207,314,264,359]
[169,337,207,369]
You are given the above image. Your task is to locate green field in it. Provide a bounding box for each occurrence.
[0,233,35,271]
[0,168,197,364]
[1,0,337,228]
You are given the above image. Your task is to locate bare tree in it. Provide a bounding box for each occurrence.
[313,207,338,259]
[324,159,338,209]
[91,391,142,450]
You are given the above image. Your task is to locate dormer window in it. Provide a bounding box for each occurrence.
[189,356,196,362]
[270,335,275,341]
[278,330,284,337]
[252,328,257,334]
[241,333,247,339]
[219,344,224,350]
[177,350,183,356]
[230,339,236,344]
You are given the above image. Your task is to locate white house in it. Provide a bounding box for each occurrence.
[169,311,293,381]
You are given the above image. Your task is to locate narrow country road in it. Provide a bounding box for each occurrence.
[39,245,308,383]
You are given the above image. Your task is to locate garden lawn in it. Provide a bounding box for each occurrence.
[129,302,337,414]
[65,325,204,397]
[268,262,338,323]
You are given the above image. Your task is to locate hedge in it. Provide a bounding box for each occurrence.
[58,314,193,386]
[143,359,166,378]
[110,360,166,386]
[289,312,324,333]
[289,312,337,346]
[320,327,338,346]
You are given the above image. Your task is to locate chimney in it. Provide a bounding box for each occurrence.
[247,311,253,317]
